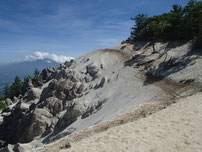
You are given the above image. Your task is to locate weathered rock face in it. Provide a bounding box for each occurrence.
[13,97,18,103]
[0,143,27,152]
[86,64,101,79]
[40,76,86,103]
[23,88,42,103]
[37,97,63,116]
[40,67,56,83]
[5,99,12,106]
[0,60,104,147]
[16,108,52,143]
[85,74,93,82]
[0,103,52,144]
[27,77,34,89]
[13,143,26,152]
[0,102,31,144]
[54,69,85,82]
[55,100,87,130]
[94,76,107,89]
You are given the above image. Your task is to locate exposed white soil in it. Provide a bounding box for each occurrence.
[67,93,202,152]
[38,92,202,152]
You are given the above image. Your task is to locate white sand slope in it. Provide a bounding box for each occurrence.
[30,42,202,152]
[61,93,202,152]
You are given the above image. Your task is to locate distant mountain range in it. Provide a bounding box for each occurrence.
[0,59,59,90]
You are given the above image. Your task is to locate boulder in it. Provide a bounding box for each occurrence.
[2,106,12,113]
[55,100,86,129]
[0,144,14,152]
[86,64,100,79]
[12,97,18,103]
[72,82,86,95]
[41,117,59,137]
[0,140,7,150]
[54,79,74,92]
[53,69,63,80]
[59,63,66,69]
[27,77,33,89]
[73,82,82,91]
[54,69,85,85]
[94,77,107,89]
[47,79,57,90]
[39,87,53,102]
[77,83,86,94]
[45,97,63,115]
[1,112,11,117]
[18,95,23,100]
[47,67,55,73]
[5,99,12,106]
[13,144,26,152]
[85,74,93,82]
[71,71,84,82]
[64,61,72,68]
[17,108,52,143]
[19,103,30,112]
[0,102,31,144]
[41,69,52,82]
[64,69,74,80]
[23,88,42,103]
[53,90,66,101]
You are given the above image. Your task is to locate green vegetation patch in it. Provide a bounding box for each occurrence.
[65,143,71,149]
[0,100,5,110]
[123,0,202,49]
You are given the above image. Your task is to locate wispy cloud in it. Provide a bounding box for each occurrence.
[0,0,190,64]
[25,51,74,63]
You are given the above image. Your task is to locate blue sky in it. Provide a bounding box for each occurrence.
[0,0,191,64]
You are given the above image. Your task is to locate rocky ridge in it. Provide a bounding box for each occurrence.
[0,41,201,152]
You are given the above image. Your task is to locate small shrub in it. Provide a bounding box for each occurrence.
[0,101,6,110]
[184,78,195,84]
[65,143,71,149]
[180,78,195,84]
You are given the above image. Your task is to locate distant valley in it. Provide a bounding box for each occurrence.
[0,59,59,90]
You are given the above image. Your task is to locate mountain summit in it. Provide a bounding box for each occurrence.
[0,52,74,89]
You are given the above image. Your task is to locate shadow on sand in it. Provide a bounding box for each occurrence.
[124,41,201,86]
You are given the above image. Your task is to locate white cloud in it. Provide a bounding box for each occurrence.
[25,51,74,63]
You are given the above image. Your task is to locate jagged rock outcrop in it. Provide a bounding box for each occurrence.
[16,108,53,143]
[12,97,18,104]
[0,143,26,152]
[27,77,34,90]
[37,97,63,116]
[86,64,101,79]
[40,67,56,83]
[23,88,42,103]
[55,100,87,130]
[0,60,102,147]
[4,99,12,106]
[94,76,107,89]
[0,101,30,144]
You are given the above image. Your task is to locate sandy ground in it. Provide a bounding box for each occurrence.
[57,93,202,152]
